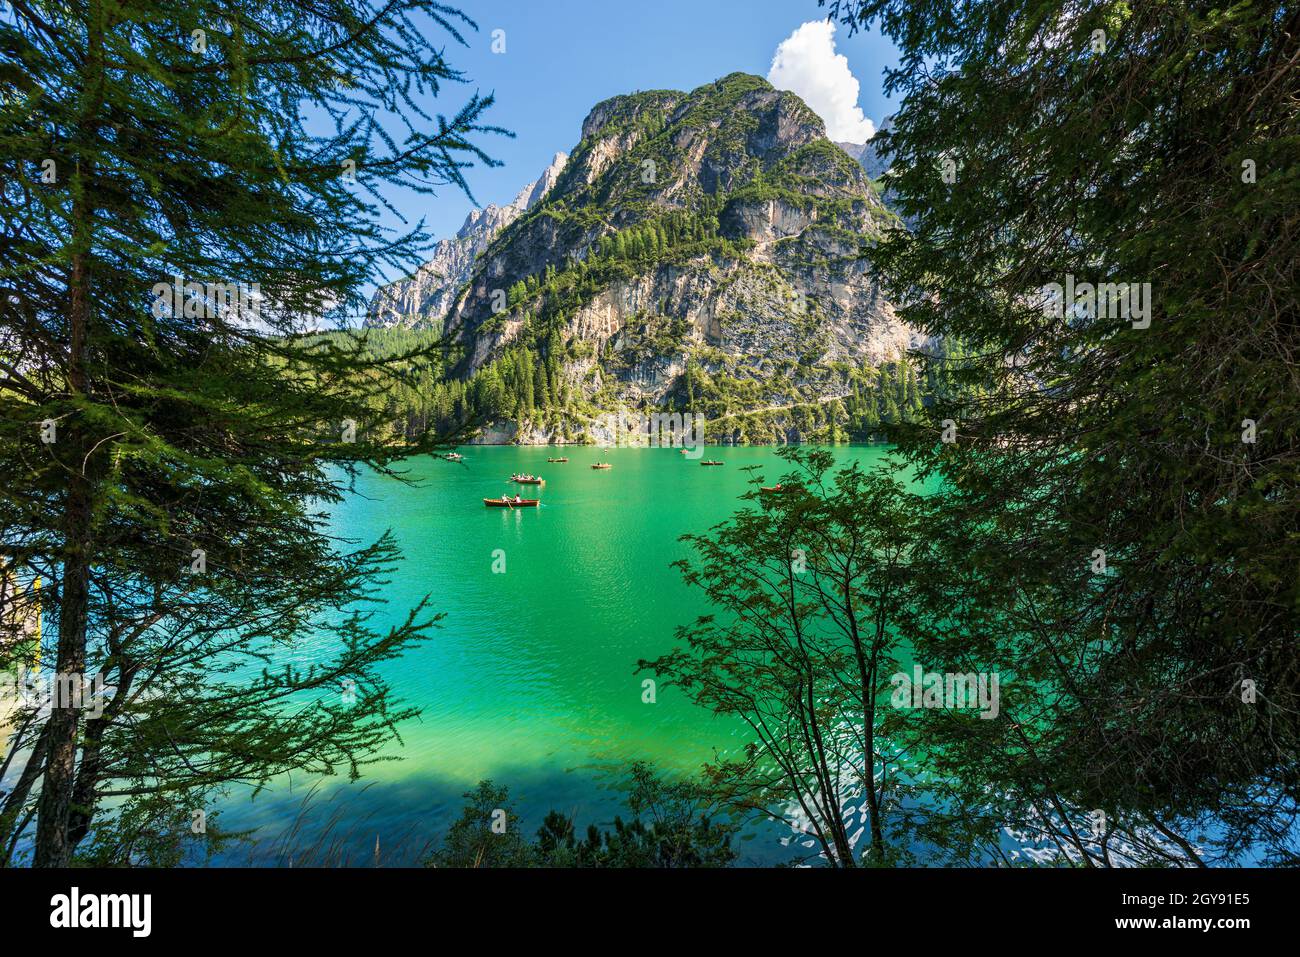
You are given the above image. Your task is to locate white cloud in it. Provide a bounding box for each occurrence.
[767,20,876,144]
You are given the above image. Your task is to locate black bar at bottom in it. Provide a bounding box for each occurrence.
[0,865,1287,943]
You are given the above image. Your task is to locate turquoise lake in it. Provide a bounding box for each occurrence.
[215,444,897,865]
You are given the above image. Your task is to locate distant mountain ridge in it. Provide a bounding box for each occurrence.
[835,115,892,180]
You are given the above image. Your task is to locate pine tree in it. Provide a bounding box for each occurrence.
[833,0,1300,863]
[0,1,500,866]
[517,349,536,414]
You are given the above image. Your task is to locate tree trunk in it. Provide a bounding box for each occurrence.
[33,2,104,865]
[67,662,137,852]
[844,575,886,861]
[33,264,93,867]
[0,719,52,864]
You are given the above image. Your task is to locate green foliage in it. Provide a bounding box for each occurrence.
[424,781,533,868]
[828,0,1300,864]
[426,763,736,868]
[643,449,924,865]
[0,0,498,866]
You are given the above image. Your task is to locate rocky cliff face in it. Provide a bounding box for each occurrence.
[367,151,568,330]
[375,74,922,443]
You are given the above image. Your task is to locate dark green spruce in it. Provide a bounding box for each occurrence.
[823,0,1300,864]
[0,0,500,866]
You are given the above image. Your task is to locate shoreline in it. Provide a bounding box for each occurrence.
[456,438,894,449]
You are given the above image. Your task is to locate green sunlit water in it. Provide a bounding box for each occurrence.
[218,444,896,865]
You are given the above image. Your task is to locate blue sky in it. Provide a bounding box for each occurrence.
[377,0,899,265]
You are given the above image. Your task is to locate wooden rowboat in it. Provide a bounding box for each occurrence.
[547,457,569,463]
[511,474,544,484]
[483,497,539,508]
[591,462,612,470]
[443,452,463,462]
[701,460,724,466]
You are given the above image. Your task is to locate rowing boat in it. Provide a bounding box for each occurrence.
[511,475,544,484]
[483,497,539,508]
[701,460,724,466]
[547,457,569,463]
[591,463,612,470]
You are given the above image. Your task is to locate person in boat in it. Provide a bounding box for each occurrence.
[514,493,522,504]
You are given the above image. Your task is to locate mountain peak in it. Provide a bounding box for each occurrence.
[509,151,569,213]
[580,89,684,141]
[368,151,570,329]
